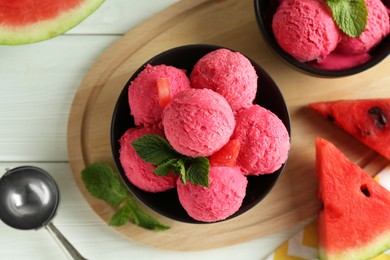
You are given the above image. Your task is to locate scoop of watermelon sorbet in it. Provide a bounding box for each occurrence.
[232,105,290,175]
[162,88,235,157]
[119,127,176,192]
[177,166,247,222]
[190,48,258,111]
[272,0,341,62]
[336,0,390,54]
[128,64,191,127]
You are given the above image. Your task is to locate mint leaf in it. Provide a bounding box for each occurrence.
[173,158,186,175]
[109,199,169,230]
[153,158,178,176]
[131,134,180,165]
[153,157,186,177]
[175,158,187,184]
[81,163,127,207]
[81,163,170,230]
[131,134,210,188]
[187,157,210,187]
[109,204,132,226]
[326,0,368,37]
[125,197,170,231]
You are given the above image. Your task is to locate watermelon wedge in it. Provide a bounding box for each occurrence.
[209,139,241,167]
[156,77,171,107]
[0,0,105,45]
[309,98,390,160]
[316,137,390,260]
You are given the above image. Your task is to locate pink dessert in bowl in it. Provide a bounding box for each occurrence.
[190,48,258,111]
[336,0,390,55]
[111,44,291,223]
[177,166,247,223]
[163,88,235,157]
[271,0,341,63]
[233,105,290,175]
[128,64,191,126]
[119,127,176,192]
[254,0,390,76]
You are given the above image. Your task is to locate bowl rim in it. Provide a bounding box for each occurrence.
[253,0,390,77]
[110,43,291,223]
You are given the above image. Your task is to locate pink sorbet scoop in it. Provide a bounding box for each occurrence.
[119,127,176,192]
[272,0,341,62]
[177,166,247,222]
[336,0,390,54]
[128,64,191,126]
[190,48,258,111]
[163,88,235,157]
[233,105,290,175]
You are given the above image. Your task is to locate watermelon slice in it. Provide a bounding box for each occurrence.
[156,77,171,107]
[209,139,241,167]
[316,137,390,260]
[309,98,390,160]
[0,0,105,45]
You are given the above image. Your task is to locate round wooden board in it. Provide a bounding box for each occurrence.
[67,0,390,251]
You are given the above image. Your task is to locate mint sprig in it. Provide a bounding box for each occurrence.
[131,134,210,187]
[81,163,169,231]
[130,134,180,165]
[326,0,368,37]
[187,157,210,187]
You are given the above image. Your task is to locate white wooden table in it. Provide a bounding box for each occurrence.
[0,1,304,259]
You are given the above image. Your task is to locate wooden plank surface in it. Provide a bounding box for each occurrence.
[67,0,390,251]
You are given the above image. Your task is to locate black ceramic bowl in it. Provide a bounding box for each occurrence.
[254,0,390,77]
[111,44,291,223]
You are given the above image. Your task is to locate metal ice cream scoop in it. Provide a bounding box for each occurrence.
[0,166,87,260]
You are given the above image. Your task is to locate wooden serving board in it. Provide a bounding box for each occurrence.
[67,0,390,251]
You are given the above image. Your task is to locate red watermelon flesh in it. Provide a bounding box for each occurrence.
[316,137,390,260]
[2,1,82,26]
[309,98,390,160]
[0,0,104,45]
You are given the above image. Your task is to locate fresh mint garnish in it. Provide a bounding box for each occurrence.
[131,134,210,187]
[122,198,169,230]
[153,158,179,176]
[131,134,180,165]
[81,163,169,231]
[153,158,186,176]
[187,157,210,187]
[81,163,127,207]
[326,0,368,37]
[109,197,169,230]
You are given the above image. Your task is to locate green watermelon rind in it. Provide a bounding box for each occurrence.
[318,231,390,260]
[0,0,105,45]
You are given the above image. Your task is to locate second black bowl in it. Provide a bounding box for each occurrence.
[254,0,390,77]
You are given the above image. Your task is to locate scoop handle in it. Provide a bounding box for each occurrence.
[45,222,87,260]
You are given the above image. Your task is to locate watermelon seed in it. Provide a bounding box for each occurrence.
[360,184,370,197]
[326,114,335,122]
[368,106,387,130]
